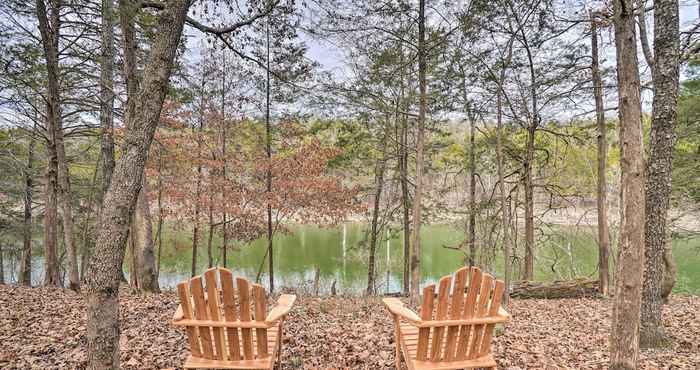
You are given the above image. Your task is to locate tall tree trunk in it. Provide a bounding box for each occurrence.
[156,151,164,279]
[468,112,476,267]
[83,1,189,368]
[191,71,206,278]
[410,0,427,301]
[57,103,79,291]
[220,51,228,268]
[191,147,202,278]
[591,14,610,297]
[0,244,4,284]
[36,0,80,291]
[496,90,510,305]
[20,129,36,286]
[265,21,274,292]
[512,184,520,276]
[496,41,513,305]
[207,193,214,268]
[79,152,100,281]
[117,0,139,282]
[36,0,79,291]
[133,176,159,292]
[36,0,61,287]
[397,42,410,296]
[640,0,679,349]
[43,154,60,286]
[523,125,535,280]
[80,0,117,282]
[127,226,136,287]
[367,125,389,296]
[516,12,539,282]
[98,0,116,202]
[400,118,411,296]
[82,0,117,274]
[609,0,646,367]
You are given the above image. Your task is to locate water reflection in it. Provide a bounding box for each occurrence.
[3,223,699,295]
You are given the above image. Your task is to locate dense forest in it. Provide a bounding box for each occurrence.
[0,0,698,369]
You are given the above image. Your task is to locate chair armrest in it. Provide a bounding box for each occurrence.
[265,294,297,324]
[498,306,511,321]
[416,315,509,327]
[172,304,184,322]
[382,298,421,324]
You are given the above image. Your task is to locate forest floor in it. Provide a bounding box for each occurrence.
[0,285,698,369]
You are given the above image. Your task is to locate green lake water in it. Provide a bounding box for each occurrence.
[3,223,699,295]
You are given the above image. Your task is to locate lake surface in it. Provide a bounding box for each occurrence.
[3,223,699,295]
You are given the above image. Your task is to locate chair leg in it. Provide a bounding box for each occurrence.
[393,317,401,370]
[276,320,284,370]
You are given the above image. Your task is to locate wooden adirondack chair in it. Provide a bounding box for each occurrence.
[172,268,296,369]
[383,267,510,370]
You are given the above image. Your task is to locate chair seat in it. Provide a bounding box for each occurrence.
[184,325,279,369]
[184,355,273,370]
[399,323,497,370]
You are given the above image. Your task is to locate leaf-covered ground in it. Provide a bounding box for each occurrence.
[0,285,697,369]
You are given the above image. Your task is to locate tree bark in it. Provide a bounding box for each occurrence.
[98,0,116,203]
[191,147,202,278]
[207,193,214,268]
[523,124,535,280]
[220,51,228,268]
[56,95,79,290]
[133,176,159,292]
[0,244,4,284]
[36,0,80,290]
[43,154,60,286]
[661,244,676,302]
[366,124,388,296]
[265,21,274,292]
[155,151,164,278]
[20,129,36,286]
[513,8,540,282]
[397,43,410,296]
[640,0,679,349]
[400,118,411,296]
[35,0,61,287]
[410,0,426,301]
[83,1,190,368]
[191,71,206,278]
[468,112,476,267]
[36,0,80,291]
[496,40,513,305]
[609,0,646,368]
[591,14,610,297]
[117,0,140,283]
[496,90,510,306]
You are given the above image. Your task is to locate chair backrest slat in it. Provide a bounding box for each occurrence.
[479,280,505,356]
[176,282,201,357]
[416,284,435,360]
[204,268,227,360]
[191,276,215,359]
[467,273,494,359]
[253,284,269,358]
[429,276,452,361]
[455,267,482,359]
[236,277,255,359]
[443,267,468,360]
[219,269,241,360]
[178,270,276,363]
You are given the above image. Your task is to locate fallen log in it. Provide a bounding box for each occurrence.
[509,278,600,299]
